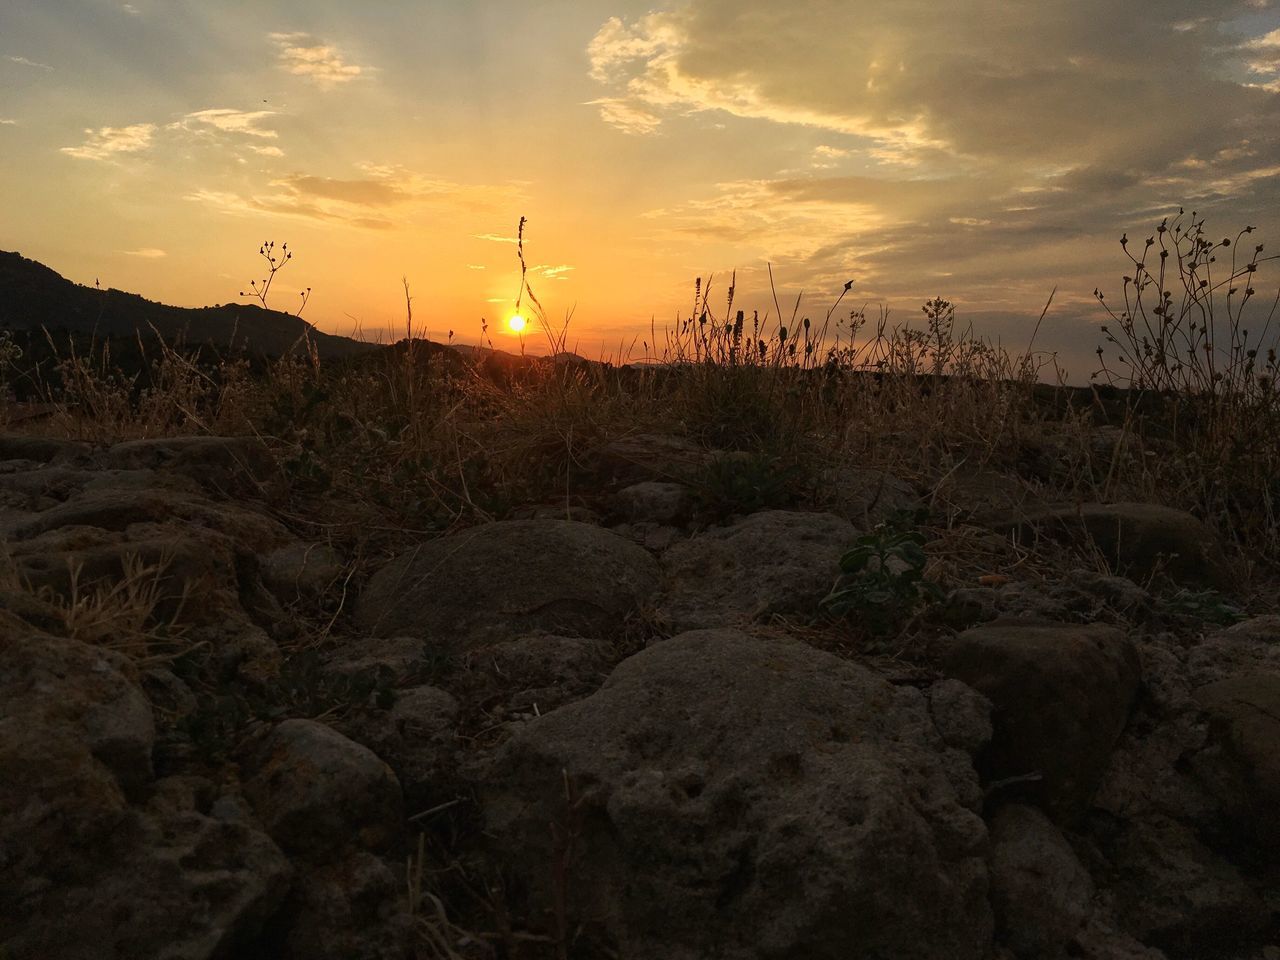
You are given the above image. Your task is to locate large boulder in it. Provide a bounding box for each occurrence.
[1008,503,1230,589]
[939,620,1142,822]
[354,520,660,647]
[482,629,992,960]
[655,510,856,632]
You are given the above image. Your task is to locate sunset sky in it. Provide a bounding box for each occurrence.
[4,0,1280,375]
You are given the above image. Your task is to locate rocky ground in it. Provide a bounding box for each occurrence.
[2,429,1278,959]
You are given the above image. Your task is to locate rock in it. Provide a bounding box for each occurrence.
[1008,503,1230,589]
[466,633,613,713]
[820,465,919,527]
[4,791,292,960]
[355,520,660,647]
[482,629,991,960]
[928,678,994,756]
[655,510,857,632]
[336,685,460,811]
[1185,617,1280,687]
[988,804,1094,957]
[939,620,1142,822]
[1193,674,1280,852]
[586,432,710,485]
[0,635,291,959]
[282,850,412,960]
[1097,815,1268,954]
[99,435,278,494]
[321,635,428,683]
[614,480,693,524]
[261,540,344,602]
[0,434,92,464]
[0,634,154,793]
[241,718,403,859]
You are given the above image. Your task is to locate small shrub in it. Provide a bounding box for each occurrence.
[824,521,943,635]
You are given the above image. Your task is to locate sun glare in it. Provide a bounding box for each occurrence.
[507,314,527,333]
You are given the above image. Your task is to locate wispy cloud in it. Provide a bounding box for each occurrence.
[60,123,156,161]
[6,55,53,71]
[531,264,574,281]
[0,119,16,126]
[248,144,285,158]
[474,233,518,244]
[121,3,140,14]
[185,164,519,229]
[269,33,367,89]
[123,247,166,258]
[177,108,278,138]
[587,97,662,135]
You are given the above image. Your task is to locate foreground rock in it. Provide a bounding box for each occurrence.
[483,628,991,960]
[0,634,291,958]
[655,510,856,632]
[939,619,1141,822]
[355,520,660,646]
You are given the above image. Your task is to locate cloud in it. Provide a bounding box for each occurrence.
[178,108,278,138]
[0,119,16,126]
[473,233,519,244]
[531,264,575,281]
[60,123,156,161]
[185,165,522,229]
[123,248,166,258]
[121,3,140,13]
[269,33,367,89]
[6,55,53,71]
[587,97,663,135]
[586,3,1280,170]
[248,144,285,158]
[587,0,1280,371]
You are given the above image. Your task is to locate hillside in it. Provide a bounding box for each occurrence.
[0,250,378,360]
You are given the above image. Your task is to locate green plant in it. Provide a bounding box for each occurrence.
[823,523,943,635]
[1155,587,1246,626]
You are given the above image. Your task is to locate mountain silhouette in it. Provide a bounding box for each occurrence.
[0,250,377,359]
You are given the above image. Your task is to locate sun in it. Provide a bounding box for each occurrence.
[507,314,528,333]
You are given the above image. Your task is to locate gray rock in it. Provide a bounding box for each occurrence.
[1099,815,1268,954]
[821,465,919,526]
[1193,674,1280,852]
[337,685,460,811]
[261,540,345,602]
[482,628,991,960]
[241,718,403,859]
[1185,616,1280,688]
[615,481,693,524]
[928,678,994,756]
[587,432,710,485]
[5,795,292,960]
[940,620,1141,822]
[355,520,660,647]
[0,634,154,793]
[988,804,1094,958]
[284,850,412,960]
[99,435,278,494]
[655,510,856,632]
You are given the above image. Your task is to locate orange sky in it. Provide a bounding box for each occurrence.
[4,1,1280,375]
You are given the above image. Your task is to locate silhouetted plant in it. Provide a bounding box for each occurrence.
[240,240,311,317]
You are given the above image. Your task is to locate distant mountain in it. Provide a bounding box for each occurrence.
[0,250,378,359]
